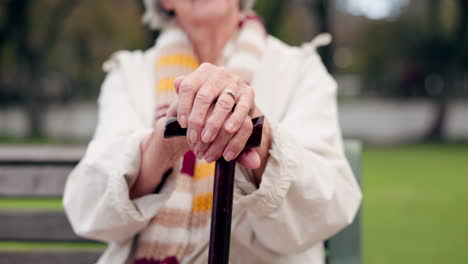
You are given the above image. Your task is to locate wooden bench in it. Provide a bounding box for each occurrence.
[0,141,362,264]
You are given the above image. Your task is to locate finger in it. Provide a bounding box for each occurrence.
[200,81,238,143]
[177,63,214,129]
[188,69,229,144]
[154,102,172,122]
[174,76,185,94]
[224,82,254,134]
[223,117,253,161]
[237,148,261,169]
[193,105,215,158]
[166,99,178,118]
[203,128,234,163]
[194,140,210,160]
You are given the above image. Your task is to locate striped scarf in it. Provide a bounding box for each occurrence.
[134,12,266,264]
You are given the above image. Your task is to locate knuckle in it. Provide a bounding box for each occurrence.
[230,137,245,153]
[231,73,240,82]
[213,147,224,158]
[206,146,221,159]
[188,116,203,127]
[223,121,238,134]
[212,70,226,84]
[194,142,202,152]
[217,97,233,111]
[195,91,212,104]
[207,119,221,130]
[230,137,243,149]
[236,103,250,114]
[232,144,243,155]
[218,68,230,78]
[201,142,210,151]
[231,117,242,128]
[243,119,253,131]
[244,118,253,130]
[196,141,208,152]
[179,81,195,94]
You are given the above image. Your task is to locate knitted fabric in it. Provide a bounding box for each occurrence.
[134,12,266,264]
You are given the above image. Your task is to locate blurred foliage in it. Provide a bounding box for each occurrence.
[351,0,467,98]
[0,0,151,136]
[0,0,149,103]
[0,0,467,139]
[0,0,324,107]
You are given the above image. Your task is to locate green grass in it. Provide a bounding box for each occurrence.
[0,198,63,210]
[363,144,468,264]
[0,241,105,251]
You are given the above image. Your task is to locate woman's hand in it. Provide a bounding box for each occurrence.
[130,116,190,199]
[173,63,259,164]
[175,63,254,147]
[168,95,262,169]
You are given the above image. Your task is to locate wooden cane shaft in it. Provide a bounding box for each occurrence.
[164,116,264,264]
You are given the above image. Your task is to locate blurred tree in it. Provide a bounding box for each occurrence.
[351,0,467,141]
[423,0,468,141]
[306,0,334,72]
[255,0,287,36]
[0,0,148,138]
[0,0,79,137]
[136,0,161,46]
[256,0,334,71]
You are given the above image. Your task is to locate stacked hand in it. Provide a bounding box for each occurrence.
[167,63,262,169]
[132,63,268,198]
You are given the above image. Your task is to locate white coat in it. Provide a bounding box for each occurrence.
[63,34,362,264]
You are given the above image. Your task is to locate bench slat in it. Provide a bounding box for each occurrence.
[0,166,72,197]
[0,251,102,264]
[0,145,85,164]
[0,210,90,242]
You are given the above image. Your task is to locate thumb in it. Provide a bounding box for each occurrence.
[167,99,179,118]
[237,148,261,169]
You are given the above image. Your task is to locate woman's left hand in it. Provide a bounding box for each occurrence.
[170,63,259,166]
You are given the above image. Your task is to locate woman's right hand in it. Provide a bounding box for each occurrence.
[130,116,189,199]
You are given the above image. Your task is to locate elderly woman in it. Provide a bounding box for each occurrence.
[63,0,362,263]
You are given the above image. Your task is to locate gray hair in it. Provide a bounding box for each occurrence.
[142,0,256,30]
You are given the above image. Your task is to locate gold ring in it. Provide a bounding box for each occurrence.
[222,89,238,102]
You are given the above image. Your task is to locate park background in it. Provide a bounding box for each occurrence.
[0,0,467,263]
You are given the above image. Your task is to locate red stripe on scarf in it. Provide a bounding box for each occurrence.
[180,151,196,176]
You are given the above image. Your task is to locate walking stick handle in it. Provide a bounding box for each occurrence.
[164,116,264,148]
[164,116,264,264]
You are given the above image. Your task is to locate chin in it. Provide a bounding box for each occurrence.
[190,0,234,22]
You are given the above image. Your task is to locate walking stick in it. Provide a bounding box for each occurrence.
[164,116,264,264]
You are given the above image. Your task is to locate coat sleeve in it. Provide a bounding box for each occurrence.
[232,52,362,256]
[63,59,175,243]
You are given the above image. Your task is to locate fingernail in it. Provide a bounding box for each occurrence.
[202,129,212,143]
[226,122,234,132]
[189,129,197,144]
[179,115,187,128]
[224,151,235,161]
[205,156,215,163]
